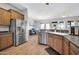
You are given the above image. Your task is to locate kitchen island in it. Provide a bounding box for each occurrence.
[47,32,79,55]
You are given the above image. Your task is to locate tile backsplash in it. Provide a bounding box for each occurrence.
[0,26,9,31]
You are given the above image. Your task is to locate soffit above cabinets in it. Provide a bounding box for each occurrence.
[9,3,79,20]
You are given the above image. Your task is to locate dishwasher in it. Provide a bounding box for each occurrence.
[38,31,47,45]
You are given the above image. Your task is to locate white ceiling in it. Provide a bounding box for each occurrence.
[9,3,79,20]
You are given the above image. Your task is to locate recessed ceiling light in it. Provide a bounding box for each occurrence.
[46,3,49,5]
[62,16,66,17]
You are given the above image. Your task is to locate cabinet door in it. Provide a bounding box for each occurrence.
[50,34,54,48]
[63,38,70,55]
[0,36,7,50]
[53,35,63,54]
[48,34,53,47]
[3,11,10,25]
[21,15,24,20]
[70,43,79,55]
[10,10,17,19]
[0,8,10,25]
[20,14,24,20]
[0,8,3,25]
[0,9,2,24]
[0,39,1,50]
[0,34,13,50]
[5,11,10,25]
[6,34,13,47]
[10,9,24,20]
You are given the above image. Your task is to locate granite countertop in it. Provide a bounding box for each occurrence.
[47,32,79,48]
[0,32,12,35]
[47,32,68,36]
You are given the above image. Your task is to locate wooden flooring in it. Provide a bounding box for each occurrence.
[0,35,59,55]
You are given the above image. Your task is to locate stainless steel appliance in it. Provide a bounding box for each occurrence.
[10,19,26,46]
[38,30,47,45]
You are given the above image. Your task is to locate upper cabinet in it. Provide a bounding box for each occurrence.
[0,8,24,26]
[0,8,10,26]
[9,9,24,20]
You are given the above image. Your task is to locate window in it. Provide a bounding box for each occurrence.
[52,21,57,29]
[67,21,75,29]
[46,24,50,29]
[71,22,75,26]
[67,22,70,28]
[40,24,45,29]
[40,23,50,29]
[58,21,65,29]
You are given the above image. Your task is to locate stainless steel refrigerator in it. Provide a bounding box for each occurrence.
[10,19,26,46]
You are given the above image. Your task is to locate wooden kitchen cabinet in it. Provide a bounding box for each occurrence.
[70,43,79,55]
[47,33,63,54]
[47,33,79,55]
[9,9,24,20]
[0,33,13,51]
[0,37,7,50]
[63,38,70,55]
[48,34,54,47]
[6,34,13,47]
[53,35,63,54]
[0,8,10,25]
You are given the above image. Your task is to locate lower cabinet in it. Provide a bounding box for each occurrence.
[70,43,79,55]
[53,35,63,54]
[48,34,54,47]
[0,33,13,50]
[47,33,79,55]
[63,38,70,55]
[48,33,63,54]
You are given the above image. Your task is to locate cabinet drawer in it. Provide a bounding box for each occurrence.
[0,8,10,25]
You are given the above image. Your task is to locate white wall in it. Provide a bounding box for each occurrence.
[23,19,34,41]
[23,9,29,41]
[33,21,40,31]
[28,18,34,30]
